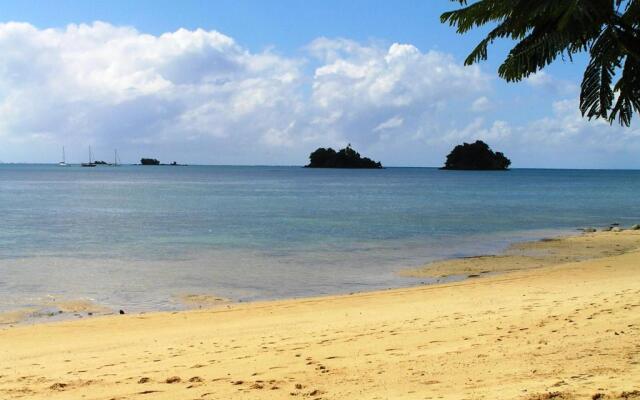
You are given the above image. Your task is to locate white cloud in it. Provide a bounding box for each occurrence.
[307,38,490,149]
[443,118,511,143]
[0,22,637,168]
[0,24,491,164]
[310,39,488,110]
[0,22,303,163]
[373,116,404,132]
[471,96,492,112]
[525,71,577,96]
[521,99,640,152]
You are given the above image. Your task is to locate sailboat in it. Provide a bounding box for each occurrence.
[81,146,96,167]
[112,149,121,167]
[59,146,68,166]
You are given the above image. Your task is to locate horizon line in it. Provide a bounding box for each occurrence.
[1,162,639,171]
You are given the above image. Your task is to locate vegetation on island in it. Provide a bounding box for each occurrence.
[442,140,511,170]
[306,145,382,168]
[140,158,160,165]
[441,0,640,126]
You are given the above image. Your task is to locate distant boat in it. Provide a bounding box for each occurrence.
[81,146,96,167]
[111,149,121,167]
[59,146,68,166]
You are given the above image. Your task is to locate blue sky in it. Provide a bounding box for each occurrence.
[0,1,637,167]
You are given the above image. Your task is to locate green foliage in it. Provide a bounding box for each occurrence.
[442,140,511,170]
[306,145,382,168]
[441,0,640,126]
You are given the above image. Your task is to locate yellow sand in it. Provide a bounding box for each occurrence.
[1,232,640,400]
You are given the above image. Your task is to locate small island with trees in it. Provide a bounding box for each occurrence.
[306,145,382,169]
[140,158,160,165]
[442,140,511,170]
[139,158,186,166]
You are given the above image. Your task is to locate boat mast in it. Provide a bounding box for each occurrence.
[89,146,92,164]
[114,149,118,166]
[62,146,65,163]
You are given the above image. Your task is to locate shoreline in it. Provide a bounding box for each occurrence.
[400,227,640,279]
[1,226,636,327]
[1,230,640,399]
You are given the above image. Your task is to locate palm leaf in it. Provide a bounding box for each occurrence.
[441,0,640,126]
[609,56,640,125]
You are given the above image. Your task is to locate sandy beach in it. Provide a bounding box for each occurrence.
[1,231,639,400]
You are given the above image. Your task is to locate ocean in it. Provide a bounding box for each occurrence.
[1,164,639,314]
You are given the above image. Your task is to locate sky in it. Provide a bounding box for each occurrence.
[0,0,638,168]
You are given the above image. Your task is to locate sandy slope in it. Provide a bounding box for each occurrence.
[1,232,639,400]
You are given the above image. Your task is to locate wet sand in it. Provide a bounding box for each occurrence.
[0,298,112,325]
[401,229,640,278]
[1,231,639,399]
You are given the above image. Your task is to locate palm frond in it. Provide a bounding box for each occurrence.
[609,56,640,125]
[580,26,619,120]
[441,0,640,126]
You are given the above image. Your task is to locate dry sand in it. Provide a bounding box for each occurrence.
[1,231,639,399]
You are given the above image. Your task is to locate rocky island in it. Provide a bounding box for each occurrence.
[442,140,511,170]
[140,158,160,165]
[306,145,382,168]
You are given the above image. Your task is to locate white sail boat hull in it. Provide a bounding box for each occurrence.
[59,146,68,166]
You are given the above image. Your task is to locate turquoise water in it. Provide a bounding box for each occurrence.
[1,164,639,313]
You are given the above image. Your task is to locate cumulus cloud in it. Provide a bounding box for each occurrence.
[0,21,637,168]
[0,24,490,164]
[306,38,490,150]
[0,22,303,163]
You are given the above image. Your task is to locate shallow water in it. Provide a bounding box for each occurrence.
[1,165,639,314]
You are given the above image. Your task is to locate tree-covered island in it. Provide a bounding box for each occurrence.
[306,145,382,168]
[140,158,160,165]
[442,140,511,170]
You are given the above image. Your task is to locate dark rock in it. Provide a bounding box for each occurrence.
[119,309,125,315]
